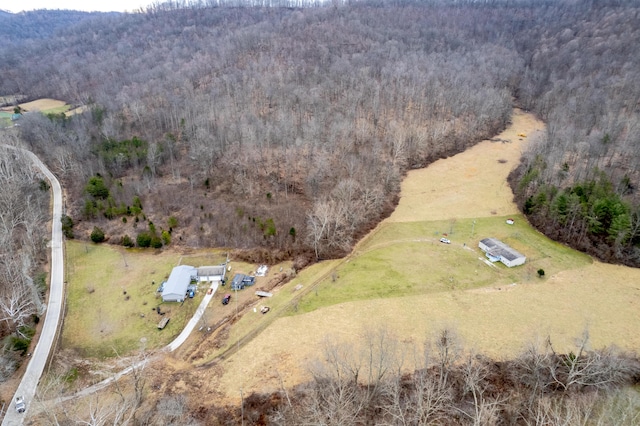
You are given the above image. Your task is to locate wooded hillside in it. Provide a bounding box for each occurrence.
[0,0,638,266]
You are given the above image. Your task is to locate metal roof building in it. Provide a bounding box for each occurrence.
[162,265,198,302]
[197,265,226,282]
[478,238,526,268]
[230,273,255,291]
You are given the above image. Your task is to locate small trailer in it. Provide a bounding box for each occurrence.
[157,317,170,330]
[255,291,273,298]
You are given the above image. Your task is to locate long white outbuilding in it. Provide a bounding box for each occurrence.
[478,238,526,268]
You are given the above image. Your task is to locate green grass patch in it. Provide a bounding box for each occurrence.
[179,251,228,268]
[43,104,72,115]
[0,111,12,128]
[63,241,223,358]
[295,215,591,314]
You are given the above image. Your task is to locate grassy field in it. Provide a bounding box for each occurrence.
[295,215,591,313]
[42,104,72,115]
[55,109,640,404]
[18,98,67,113]
[0,111,12,127]
[207,109,640,400]
[62,242,226,358]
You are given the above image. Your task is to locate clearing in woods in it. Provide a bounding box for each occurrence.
[207,109,640,401]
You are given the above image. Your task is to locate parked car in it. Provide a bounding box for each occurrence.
[222,294,231,305]
[440,237,451,244]
[188,289,195,298]
[15,396,26,413]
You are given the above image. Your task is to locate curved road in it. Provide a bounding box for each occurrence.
[0,145,219,421]
[2,146,64,426]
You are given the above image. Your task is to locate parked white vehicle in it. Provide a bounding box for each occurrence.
[440,238,451,244]
[15,396,26,413]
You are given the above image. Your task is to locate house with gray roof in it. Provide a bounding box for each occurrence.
[197,264,226,282]
[162,265,198,302]
[478,238,526,268]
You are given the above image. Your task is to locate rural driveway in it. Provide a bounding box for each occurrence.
[49,281,220,404]
[1,146,64,426]
[165,282,219,352]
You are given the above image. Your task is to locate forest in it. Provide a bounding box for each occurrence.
[1,0,640,423]
[1,0,639,266]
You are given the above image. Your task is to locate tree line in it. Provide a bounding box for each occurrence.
[28,327,640,424]
[0,139,49,382]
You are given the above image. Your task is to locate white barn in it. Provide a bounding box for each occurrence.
[478,238,526,268]
[162,265,198,302]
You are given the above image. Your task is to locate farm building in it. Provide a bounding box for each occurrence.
[197,264,226,282]
[230,274,256,291]
[162,265,198,302]
[478,238,526,268]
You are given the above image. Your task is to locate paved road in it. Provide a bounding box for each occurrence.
[2,147,65,426]
[0,146,219,420]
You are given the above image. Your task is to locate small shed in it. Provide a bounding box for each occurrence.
[478,238,526,268]
[230,274,256,291]
[162,265,197,302]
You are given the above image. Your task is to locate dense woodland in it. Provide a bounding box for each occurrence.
[1,0,639,266]
[1,0,640,422]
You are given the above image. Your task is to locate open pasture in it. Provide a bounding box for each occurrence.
[62,242,207,358]
[208,109,640,400]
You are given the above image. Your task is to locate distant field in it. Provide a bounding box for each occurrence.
[43,104,72,115]
[18,98,67,112]
[0,98,76,125]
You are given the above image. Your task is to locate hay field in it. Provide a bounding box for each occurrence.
[388,109,543,222]
[18,98,67,112]
[210,110,640,400]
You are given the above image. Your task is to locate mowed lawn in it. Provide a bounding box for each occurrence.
[62,242,225,358]
[296,215,591,313]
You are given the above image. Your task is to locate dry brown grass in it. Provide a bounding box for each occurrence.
[388,109,544,222]
[18,98,67,112]
[205,110,640,401]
